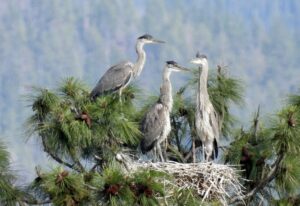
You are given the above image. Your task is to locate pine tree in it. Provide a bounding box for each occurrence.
[1,74,299,205]
[0,140,24,205]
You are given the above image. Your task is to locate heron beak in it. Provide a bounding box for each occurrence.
[190,58,200,64]
[176,65,190,72]
[152,39,165,44]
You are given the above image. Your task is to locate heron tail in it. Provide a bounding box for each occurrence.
[213,138,218,159]
[90,89,102,101]
[140,138,156,154]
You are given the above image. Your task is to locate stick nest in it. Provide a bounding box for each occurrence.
[118,154,245,205]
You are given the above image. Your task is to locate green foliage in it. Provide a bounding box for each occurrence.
[29,167,90,206]
[208,68,244,136]
[273,195,300,206]
[1,1,300,205]
[272,106,300,193]
[224,128,251,165]
[271,106,300,154]
[276,155,300,193]
[0,140,20,205]
[131,169,167,205]
[97,162,135,205]
[170,189,202,206]
[90,162,168,206]
[20,77,300,205]
[0,140,10,170]
[169,90,194,157]
[26,78,141,167]
[288,92,300,107]
[29,87,59,122]
[59,77,89,102]
[1,4,300,201]
[225,125,272,184]
[224,99,300,202]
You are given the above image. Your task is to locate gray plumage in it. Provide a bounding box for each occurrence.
[90,61,134,98]
[140,61,189,161]
[90,34,164,100]
[191,53,220,161]
[140,103,168,153]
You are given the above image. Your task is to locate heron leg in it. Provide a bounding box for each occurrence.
[163,139,168,161]
[153,146,157,162]
[205,142,214,162]
[118,88,123,103]
[157,143,165,162]
[202,144,206,162]
[192,138,196,163]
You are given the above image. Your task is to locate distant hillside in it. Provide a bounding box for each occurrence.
[0,0,299,181]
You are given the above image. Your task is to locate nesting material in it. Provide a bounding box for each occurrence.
[117,154,245,205]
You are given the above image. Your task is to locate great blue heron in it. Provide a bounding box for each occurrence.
[140,61,189,162]
[90,34,164,101]
[191,53,219,161]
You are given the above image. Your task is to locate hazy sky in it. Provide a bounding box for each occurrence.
[0,0,299,182]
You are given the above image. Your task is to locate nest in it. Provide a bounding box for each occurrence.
[117,154,245,205]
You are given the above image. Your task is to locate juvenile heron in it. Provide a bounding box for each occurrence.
[90,34,164,101]
[191,53,219,161]
[140,61,189,162]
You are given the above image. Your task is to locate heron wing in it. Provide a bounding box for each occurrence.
[90,61,134,98]
[209,109,220,141]
[140,103,167,153]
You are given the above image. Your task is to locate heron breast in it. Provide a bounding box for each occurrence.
[157,110,171,144]
[195,111,214,141]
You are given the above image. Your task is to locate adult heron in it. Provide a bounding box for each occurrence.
[140,61,189,162]
[191,53,220,161]
[90,34,164,101]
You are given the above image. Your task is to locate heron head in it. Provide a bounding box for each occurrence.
[190,52,208,66]
[166,60,190,72]
[138,34,165,44]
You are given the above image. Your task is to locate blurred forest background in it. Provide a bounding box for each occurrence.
[0,0,299,182]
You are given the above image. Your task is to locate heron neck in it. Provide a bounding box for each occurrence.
[198,63,209,97]
[133,41,146,78]
[163,68,171,81]
[159,68,173,111]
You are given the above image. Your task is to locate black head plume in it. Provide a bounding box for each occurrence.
[196,52,207,59]
[166,60,178,65]
[138,34,153,40]
[166,60,190,72]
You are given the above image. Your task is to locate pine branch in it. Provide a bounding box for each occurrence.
[22,198,51,205]
[246,152,283,197]
[171,115,182,153]
[183,150,193,163]
[89,164,99,172]
[89,155,104,173]
[67,146,85,172]
[183,146,201,162]
[253,105,260,140]
[230,151,284,204]
[41,137,81,173]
